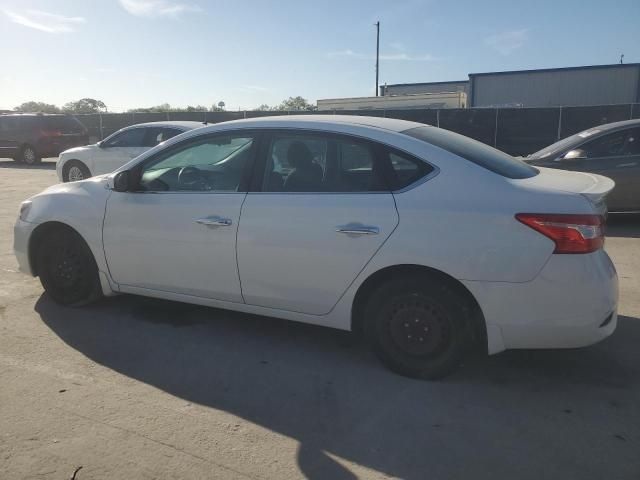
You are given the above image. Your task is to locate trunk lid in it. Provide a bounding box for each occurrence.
[517,167,614,214]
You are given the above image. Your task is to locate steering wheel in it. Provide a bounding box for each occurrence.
[178,166,208,190]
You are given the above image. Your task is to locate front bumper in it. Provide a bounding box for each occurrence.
[13,219,38,275]
[464,249,618,353]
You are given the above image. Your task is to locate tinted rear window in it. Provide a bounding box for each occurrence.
[402,126,538,179]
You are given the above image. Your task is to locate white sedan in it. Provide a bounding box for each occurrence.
[56,121,204,182]
[15,116,618,379]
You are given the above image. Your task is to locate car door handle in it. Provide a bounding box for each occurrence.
[336,224,379,235]
[616,162,638,168]
[195,216,232,227]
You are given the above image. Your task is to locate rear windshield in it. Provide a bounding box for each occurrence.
[42,116,86,133]
[402,126,538,179]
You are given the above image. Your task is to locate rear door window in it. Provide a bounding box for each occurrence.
[261,132,387,192]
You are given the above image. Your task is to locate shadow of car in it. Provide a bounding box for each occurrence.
[35,294,640,479]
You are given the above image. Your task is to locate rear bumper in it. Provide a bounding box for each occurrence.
[13,219,38,275]
[464,249,618,353]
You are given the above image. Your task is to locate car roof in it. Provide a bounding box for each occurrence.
[578,118,640,133]
[125,120,204,130]
[198,115,427,133]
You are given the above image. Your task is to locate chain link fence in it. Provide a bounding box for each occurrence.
[74,103,639,156]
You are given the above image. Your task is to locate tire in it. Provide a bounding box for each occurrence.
[364,275,472,380]
[20,144,41,165]
[63,160,91,182]
[36,227,102,306]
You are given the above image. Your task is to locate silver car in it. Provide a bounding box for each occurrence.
[526,119,640,211]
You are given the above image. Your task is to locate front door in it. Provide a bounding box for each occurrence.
[103,131,257,302]
[237,130,399,315]
[93,127,148,175]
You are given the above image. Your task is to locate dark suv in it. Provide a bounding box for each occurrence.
[0,114,89,165]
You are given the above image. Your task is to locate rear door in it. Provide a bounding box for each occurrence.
[236,130,399,315]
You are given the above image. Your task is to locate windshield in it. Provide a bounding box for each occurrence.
[402,126,538,179]
[146,137,252,172]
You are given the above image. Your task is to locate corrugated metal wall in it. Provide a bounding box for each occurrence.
[470,65,640,107]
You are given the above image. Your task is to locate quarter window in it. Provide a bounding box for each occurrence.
[138,134,254,192]
[387,150,432,190]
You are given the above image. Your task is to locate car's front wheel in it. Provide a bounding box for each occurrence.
[20,144,41,165]
[364,275,472,379]
[63,160,91,182]
[36,227,102,306]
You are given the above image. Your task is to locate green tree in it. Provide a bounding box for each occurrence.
[62,98,108,114]
[277,96,316,111]
[254,104,274,111]
[13,101,61,113]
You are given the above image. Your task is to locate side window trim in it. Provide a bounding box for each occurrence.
[129,129,261,194]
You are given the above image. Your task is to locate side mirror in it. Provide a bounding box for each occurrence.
[562,149,588,161]
[112,170,131,192]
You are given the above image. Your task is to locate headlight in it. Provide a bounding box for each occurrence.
[19,201,32,221]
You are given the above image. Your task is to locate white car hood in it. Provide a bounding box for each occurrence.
[60,144,98,157]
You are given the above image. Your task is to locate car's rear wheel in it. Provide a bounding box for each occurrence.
[63,160,91,182]
[364,276,471,379]
[20,144,41,165]
[36,227,102,306]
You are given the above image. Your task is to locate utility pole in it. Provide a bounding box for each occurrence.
[375,21,380,96]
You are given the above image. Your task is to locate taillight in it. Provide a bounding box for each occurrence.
[516,213,605,254]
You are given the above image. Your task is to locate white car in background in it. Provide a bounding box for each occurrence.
[56,121,204,182]
[16,115,618,379]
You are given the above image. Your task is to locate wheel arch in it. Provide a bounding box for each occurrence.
[62,159,91,181]
[28,221,88,276]
[351,264,488,353]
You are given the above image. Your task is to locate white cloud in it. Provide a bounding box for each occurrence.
[327,49,435,62]
[4,9,85,33]
[485,29,529,55]
[119,0,201,18]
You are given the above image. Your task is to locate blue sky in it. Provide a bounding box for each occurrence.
[1,0,638,112]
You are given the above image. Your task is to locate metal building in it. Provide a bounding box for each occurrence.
[378,63,640,108]
[380,80,469,97]
[469,63,640,108]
